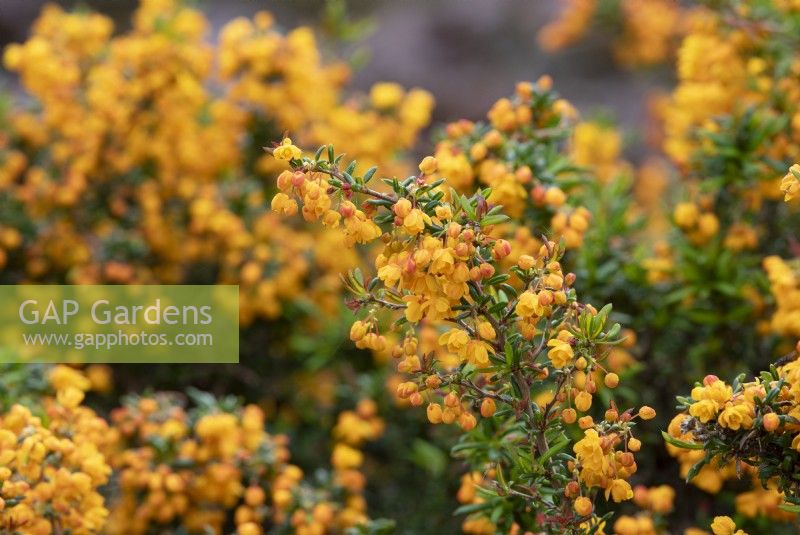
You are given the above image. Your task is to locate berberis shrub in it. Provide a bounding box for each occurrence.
[3,0,800,534]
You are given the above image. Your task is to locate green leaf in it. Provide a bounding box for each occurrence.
[453,502,493,516]
[661,430,704,450]
[603,323,621,341]
[685,458,707,482]
[451,441,486,454]
[778,503,800,513]
[480,214,511,227]
[538,434,570,465]
[499,284,518,299]
[485,274,510,286]
[363,166,377,183]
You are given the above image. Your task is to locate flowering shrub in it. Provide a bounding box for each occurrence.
[105,391,384,535]
[0,363,388,535]
[5,0,800,533]
[0,0,432,324]
[665,360,800,530]
[0,6,432,502]
[268,136,658,533]
[0,366,111,534]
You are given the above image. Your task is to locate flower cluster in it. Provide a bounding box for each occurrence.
[0,0,431,325]
[672,201,721,247]
[105,390,384,535]
[269,138,656,533]
[0,366,112,534]
[105,392,282,534]
[605,1,800,401]
[8,0,800,533]
[0,360,398,535]
[424,78,599,251]
[666,363,800,522]
[611,485,675,535]
[764,255,800,339]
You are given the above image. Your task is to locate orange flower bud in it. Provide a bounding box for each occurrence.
[492,239,511,260]
[444,391,460,407]
[427,403,443,424]
[638,406,656,420]
[425,375,442,389]
[763,412,780,432]
[459,412,477,431]
[518,255,536,270]
[565,480,580,498]
[604,373,619,389]
[480,398,497,418]
[573,496,592,516]
[578,416,594,429]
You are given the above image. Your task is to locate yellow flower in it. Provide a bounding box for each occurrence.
[697,213,719,237]
[434,204,452,220]
[50,365,92,392]
[763,412,780,432]
[710,516,737,535]
[427,403,443,424]
[603,373,619,389]
[394,198,412,218]
[574,391,592,412]
[271,193,298,216]
[370,82,404,109]
[403,209,429,235]
[692,380,733,405]
[673,202,699,228]
[646,485,675,514]
[638,406,656,420]
[477,321,496,341]
[717,403,753,431]
[465,340,493,367]
[544,187,566,207]
[574,429,609,487]
[515,291,544,318]
[418,156,438,175]
[605,478,633,502]
[403,295,424,323]
[350,320,369,341]
[273,138,302,161]
[322,210,341,227]
[689,399,718,423]
[547,337,574,368]
[480,398,496,418]
[57,386,86,409]
[780,164,800,201]
[438,329,470,354]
